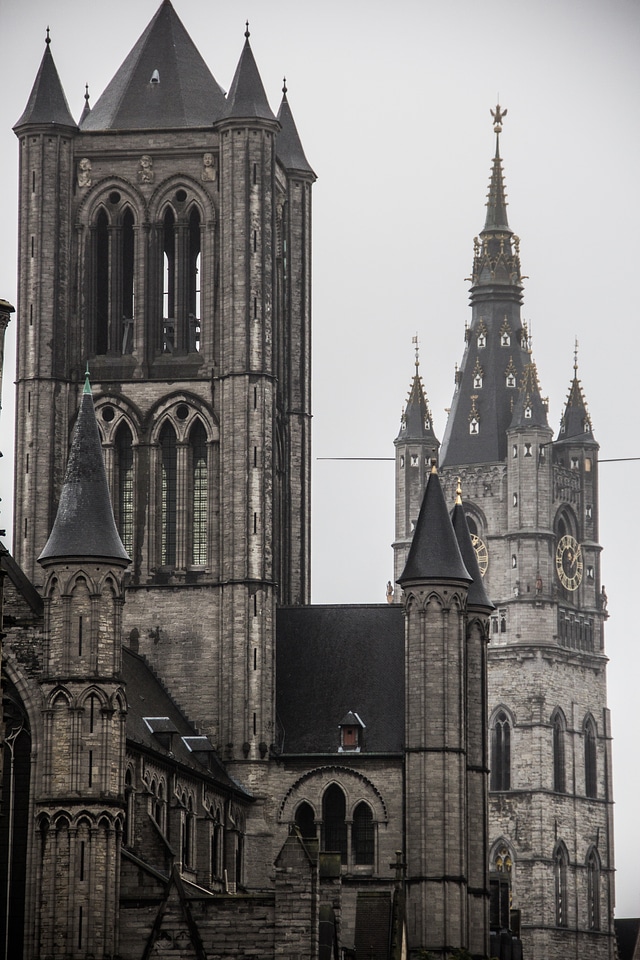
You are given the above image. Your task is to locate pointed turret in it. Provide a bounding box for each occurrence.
[440,107,529,467]
[78,83,91,125]
[81,0,226,130]
[557,347,594,441]
[451,482,493,610]
[510,353,549,429]
[14,31,76,131]
[276,81,315,175]
[396,347,440,451]
[39,373,130,564]
[398,465,470,585]
[223,26,277,123]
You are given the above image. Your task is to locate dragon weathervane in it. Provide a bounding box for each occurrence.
[491,103,507,133]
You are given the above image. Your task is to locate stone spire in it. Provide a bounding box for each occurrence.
[398,465,470,586]
[276,79,315,175]
[39,372,130,564]
[14,30,76,130]
[557,342,594,441]
[223,24,276,122]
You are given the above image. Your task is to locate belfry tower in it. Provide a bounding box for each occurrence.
[395,107,615,959]
[13,3,315,767]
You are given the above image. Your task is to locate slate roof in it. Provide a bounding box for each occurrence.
[440,119,528,468]
[510,359,549,429]
[395,362,440,455]
[451,502,493,610]
[14,41,76,130]
[123,647,249,797]
[398,468,470,586]
[81,0,226,130]
[276,605,404,755]
[556,359,595,443]
[615,918,640,960]
[39,377,130,564]
[276,88,315,175]
[222,34,276,122]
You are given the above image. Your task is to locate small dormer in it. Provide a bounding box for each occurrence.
[143,716,178,752]
[338,711,365,752]
[183,736,216,768]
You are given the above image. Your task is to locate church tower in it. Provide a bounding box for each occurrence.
[399,465,491,959]
[33,373,130,959]
[13,4,314,771]
[430,109,615,959]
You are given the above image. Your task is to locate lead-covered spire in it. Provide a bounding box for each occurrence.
[276,80,315,176]
[39,372,130,565]
[440,107,530,468]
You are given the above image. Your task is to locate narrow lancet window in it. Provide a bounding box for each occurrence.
[95,210,109,355]
[160,423,177,566]
[115,424,134,557]
[191,421,207,565]
[490,710,511,791]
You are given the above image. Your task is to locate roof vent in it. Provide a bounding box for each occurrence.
[150,69,160,84]
[143,716,178,750]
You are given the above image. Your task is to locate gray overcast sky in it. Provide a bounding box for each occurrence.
[1,0,638,917]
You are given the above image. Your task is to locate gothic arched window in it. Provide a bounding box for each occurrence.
[162,209,176,351]
[92,202,136,355]
[188,207,201,351]
[322,784,347,863]
[160,423,177,567]
[552,710,566,794]
[490,710,511,791]
[124,768,134,847]
[95,209,109,355]
[115,423,134,558]
[584,717,597,798]
[587,848,600,930]
[554,843,568,927]
[190,420,208,565]
[295,801,317,840]
[352,802,374,865]
[160,203,202,353]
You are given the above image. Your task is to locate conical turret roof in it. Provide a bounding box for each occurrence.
[39,375,130,565]
[14,34,76,131]
[81,0,226,130]
[276,82,315,175]
[222,28,276,123]
[398,466,470,586]
[556,350,595,442]
[451,489,493,610]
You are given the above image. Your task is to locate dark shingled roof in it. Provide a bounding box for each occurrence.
[556,360,595,443]
[81,0,226,130]
[14,42,76,130]
[395,363,440,453]
[276,90,315,176]
[451,502,493,610]
[510,360,549,429]
[398,469,470,585]
[123,648,249,797]
[223,36,276,122]
[615,918,640,960]
[440,120,529,468]
[39,379,130,564]
[276,605,404,755]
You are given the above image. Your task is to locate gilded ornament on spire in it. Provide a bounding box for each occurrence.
[491,103,507,133]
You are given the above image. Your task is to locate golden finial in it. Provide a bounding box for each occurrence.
[412,334,420,372]
[456,477,463,505]
[491,102,507,134]
[430,458,438,475]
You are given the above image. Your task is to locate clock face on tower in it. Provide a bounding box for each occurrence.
[471,533,489,577]
[556,534,583,591]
